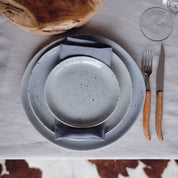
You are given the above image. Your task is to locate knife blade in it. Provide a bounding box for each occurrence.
[156,44,165,92]
[156,44,165,141]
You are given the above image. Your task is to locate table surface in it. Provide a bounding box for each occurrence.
[1,0,178,159]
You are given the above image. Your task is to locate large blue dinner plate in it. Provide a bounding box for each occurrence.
[20,35,145,150]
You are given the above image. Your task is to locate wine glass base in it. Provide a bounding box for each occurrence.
[140,7,174,41]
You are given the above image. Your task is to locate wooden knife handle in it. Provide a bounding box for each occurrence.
[156,91,164,141]
[143,91,151,141]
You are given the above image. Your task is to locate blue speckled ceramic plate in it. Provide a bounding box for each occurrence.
[20,35,145,150]
[44,56,120,128]
[27,45,131,134]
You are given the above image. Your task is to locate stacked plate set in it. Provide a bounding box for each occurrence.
[21,35,145,150]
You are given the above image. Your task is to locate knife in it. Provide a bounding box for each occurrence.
[156,44,165,142]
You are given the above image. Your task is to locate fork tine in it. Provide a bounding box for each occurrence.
[150,58,153,70]
[144,50,148,62]
[143,49,148,61]
[149,50,153,70]
[143,50,153,64]
[149,57,152,66]
[142,49,153,75]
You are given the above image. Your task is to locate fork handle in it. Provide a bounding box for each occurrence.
[143,91,151,141]
[156,91,164,142]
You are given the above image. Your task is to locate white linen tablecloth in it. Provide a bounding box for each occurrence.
[1,0,178,159]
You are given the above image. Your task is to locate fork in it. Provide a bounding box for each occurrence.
[142,49,154,141]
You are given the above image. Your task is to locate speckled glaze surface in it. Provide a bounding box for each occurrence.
[21,35,145,150]
[44,56,120,128]
[28,46,131,134]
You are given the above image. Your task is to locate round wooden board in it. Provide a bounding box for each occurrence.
[0,0,105,35]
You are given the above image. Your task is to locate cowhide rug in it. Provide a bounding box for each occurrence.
[0,160,178,178]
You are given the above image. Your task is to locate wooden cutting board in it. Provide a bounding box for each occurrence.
[0,0,105,35]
